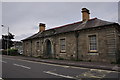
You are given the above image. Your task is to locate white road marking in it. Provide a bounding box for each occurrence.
[90,69,112,73]
[0,60,7,63]
[14,59,72,68]
[70,66,88,70]
[77,69,113,78]
[44,71,74,79]
[13,63,31,69]
[0,77,2,80]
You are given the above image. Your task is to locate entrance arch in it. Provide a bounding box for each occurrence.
[45,39,52,58]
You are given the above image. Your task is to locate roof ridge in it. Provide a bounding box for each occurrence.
[47,18,97,31]
[96,18,115,23]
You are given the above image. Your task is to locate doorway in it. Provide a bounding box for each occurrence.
[46,39,52,58]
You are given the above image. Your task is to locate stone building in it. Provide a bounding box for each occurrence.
[22,8,120,63]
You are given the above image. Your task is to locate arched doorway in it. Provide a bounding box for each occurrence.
[46,39,52,58]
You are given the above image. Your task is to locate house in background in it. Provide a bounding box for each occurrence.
[11,41,23,54]
[22,8,120,63]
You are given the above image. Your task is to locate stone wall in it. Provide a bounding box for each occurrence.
[77,26,118,63]
[53,33,77,60]
[116,26,120,63]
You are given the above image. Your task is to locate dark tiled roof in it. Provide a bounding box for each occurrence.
[22,18,116,41]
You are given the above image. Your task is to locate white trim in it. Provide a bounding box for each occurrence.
[88,53,99,55]
[89,50,97,52]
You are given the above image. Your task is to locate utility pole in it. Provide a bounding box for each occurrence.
[1,25,9,55]
[7,27,9,55]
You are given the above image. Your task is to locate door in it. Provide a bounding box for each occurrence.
[46,40,52,57]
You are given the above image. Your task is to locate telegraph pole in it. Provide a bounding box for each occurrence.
[7,27,9,55]
[1,25,9,55]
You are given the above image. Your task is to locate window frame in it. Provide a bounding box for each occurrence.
[88,34,98,53]
[59,38,66,53]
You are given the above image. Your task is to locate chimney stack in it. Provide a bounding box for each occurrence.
[81,8,90,21]
[39,23,46,32]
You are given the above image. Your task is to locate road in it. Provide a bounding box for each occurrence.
[1,56,120,80]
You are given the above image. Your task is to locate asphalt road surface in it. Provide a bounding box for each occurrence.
[1,56,120,80]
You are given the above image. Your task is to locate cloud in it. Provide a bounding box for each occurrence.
[2,2,118,41]
[14,33,33,41]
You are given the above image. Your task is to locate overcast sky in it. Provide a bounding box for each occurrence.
[1,1,119,41]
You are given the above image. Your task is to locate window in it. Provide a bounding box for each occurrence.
[60,38,66,52]
[36,42,39,50]
[89,35,97,52]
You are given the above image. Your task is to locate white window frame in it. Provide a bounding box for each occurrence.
[88,34,98,53]
[59,38,66,52]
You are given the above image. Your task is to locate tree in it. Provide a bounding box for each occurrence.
[2,32,14,49]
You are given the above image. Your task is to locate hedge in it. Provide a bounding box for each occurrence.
[2,49,20,56]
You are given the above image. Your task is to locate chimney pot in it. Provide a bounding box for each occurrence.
[81,8,90,21]
[39,23,46,32]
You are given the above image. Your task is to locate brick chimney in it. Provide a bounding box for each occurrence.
[81,8,90,21]
[39,23,46,32]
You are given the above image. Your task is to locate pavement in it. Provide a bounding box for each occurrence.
[2,55,120,72]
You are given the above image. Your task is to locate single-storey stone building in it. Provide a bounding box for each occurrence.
[22,8,120,63]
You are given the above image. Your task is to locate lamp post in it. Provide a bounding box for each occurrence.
[1,25,9,55]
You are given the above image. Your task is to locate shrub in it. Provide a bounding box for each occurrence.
[2,49,20,56]
[58,57,64,60]
[2,50,7,55]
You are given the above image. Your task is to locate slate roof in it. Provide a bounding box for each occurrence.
[22,18,117,41]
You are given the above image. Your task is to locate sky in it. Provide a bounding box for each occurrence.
[0,0,119,41]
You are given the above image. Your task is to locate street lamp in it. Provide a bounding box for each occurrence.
[1,25,9,55]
